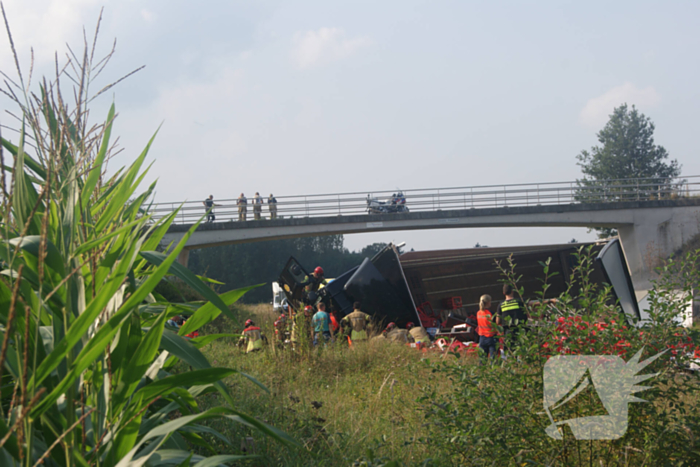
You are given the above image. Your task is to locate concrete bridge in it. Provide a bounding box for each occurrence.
[154,177,700,293]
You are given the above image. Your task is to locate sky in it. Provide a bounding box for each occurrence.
[2,0,699,252]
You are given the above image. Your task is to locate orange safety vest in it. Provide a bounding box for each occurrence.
[329,314,340,332]
[476,310,496,337]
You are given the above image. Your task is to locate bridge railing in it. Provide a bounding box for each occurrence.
[148,176,700,225]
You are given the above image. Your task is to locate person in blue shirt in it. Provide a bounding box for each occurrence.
[312,302,332,345]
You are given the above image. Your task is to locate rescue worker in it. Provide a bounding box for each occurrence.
[341,301,371,342]
[268,193,278,219]
[385,322,410,344]
[291,306,313,349]
[237,193,247,221]
[406,322,431,346]
[303,284,318,307]
[329,308,340,335]
[307,266,327,292]
[238,319,265,353]
[495,284,528,353]
[312,302,332,345]
[273,312,289,345]
[253,192,263,220]
[476,294,498,362]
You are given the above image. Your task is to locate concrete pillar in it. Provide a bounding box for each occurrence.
[618,205,700,292]
[177,248,190,268]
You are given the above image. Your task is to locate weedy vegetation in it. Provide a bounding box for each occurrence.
[0,9,295,467]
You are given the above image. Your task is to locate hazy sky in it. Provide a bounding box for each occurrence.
[3,1,699,251]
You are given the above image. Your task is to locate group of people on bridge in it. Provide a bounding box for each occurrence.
[203,193,278,223]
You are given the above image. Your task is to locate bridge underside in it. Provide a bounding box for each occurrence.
[162,199,700,292]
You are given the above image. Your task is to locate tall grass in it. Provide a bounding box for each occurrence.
[0,10,294,466]
[196,303,442,466]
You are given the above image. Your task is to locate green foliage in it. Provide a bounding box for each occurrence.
[0,16,295,466]
[194,304,435,466]
[189,238,388,303]
[420,247,700,466]
[576,103,682,237]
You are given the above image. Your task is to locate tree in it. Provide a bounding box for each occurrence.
[576,104,681,237]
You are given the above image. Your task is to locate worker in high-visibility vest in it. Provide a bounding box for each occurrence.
[341,301,371,342]
[495,284,528,353]
[406,322,431,346]
[238,319,265,353]
[476,294,498,361]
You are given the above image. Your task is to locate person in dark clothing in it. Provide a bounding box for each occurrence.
[203,195,219,222]
[495,284,528,353]
[268,194,278,219]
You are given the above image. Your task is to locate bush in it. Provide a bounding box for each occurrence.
[419,247,700,466]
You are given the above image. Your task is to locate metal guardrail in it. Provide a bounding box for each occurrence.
[148,176,700,225]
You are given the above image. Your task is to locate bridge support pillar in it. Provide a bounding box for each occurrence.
[617,205,700,295]
[177,248,190,268]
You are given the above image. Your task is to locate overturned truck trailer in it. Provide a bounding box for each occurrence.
[278,239,640,330]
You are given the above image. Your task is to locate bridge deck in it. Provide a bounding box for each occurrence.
[152,176,700,226]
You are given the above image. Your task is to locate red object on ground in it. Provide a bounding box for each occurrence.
[442,296,463,310]
[417,302,440,328]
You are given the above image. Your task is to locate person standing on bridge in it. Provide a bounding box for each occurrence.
[202,195,220,223]
[237,193,247,221]
[268,193,278,219]
[253,192,264,220]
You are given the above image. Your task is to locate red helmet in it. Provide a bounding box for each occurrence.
[406,322,415,330]
[314,266,324,276]
[244,319,254,327]
[386,322,396,331]
[304,306,313,312]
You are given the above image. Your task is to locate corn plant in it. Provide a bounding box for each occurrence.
[0,9,296,466]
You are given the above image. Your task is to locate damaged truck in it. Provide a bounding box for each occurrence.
[275,239,641,342]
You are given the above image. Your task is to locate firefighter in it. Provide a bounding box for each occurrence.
[341,301,371,342]
[237,193,247,221]
[291,306,313,349]
[385,322,410,344]
[406,322,431,346]
[307,266,327,292]
[238,319,265,353]
[253,192,263,220]
[273,312,289,345]
[496,284,528,353]
[268,193,278,219]
[476,295,498,361]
